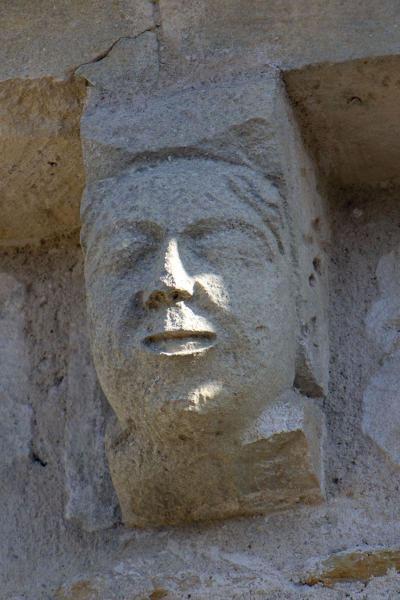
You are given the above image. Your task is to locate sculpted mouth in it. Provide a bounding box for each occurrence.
[142,330,217,355]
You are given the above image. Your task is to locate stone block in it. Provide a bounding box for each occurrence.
[0,0,154,80]
[107,392,324,527]
[0,273,32,466]
[79,69,329,526]
[0,78,86,245]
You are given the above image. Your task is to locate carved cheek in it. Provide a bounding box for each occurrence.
[195,273,230,309]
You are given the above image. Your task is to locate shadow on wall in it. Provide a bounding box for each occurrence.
[284,55,400,189]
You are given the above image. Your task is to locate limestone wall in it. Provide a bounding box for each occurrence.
[3,2,400,599]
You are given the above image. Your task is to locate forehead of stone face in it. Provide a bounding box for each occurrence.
[81,159,286,252]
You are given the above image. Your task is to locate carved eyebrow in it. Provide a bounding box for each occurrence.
[106,220,164,238]
[182,217,264,238]
[182,217,279,255]
[85,221,163,275]
[182,217,276,256]
[84,219,163,255]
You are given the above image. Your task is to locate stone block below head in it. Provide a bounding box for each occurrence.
[106,391,324,527]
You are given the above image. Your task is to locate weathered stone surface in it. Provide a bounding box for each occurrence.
[362,357,400,466]
[76,31,159,96]
[365,244,400,353]
[303,547,400,586]
[0,77,86,245]
[278,89,330,397]
[40,557,400,599]
[2,0,400,84]
[1,1,400,247]
[79,70,329,526]
[81,72,330,397]
[80,71,284,183]
[0,1,156,246]
[362,245,400,465]
[157,1,400,80]
[105,391,324,527]
[0,0,154,80]
[64,301,119,531]
[0,273,31,466]
[285,56,400,189]
[4,3,400,599]
[81,145,326,523]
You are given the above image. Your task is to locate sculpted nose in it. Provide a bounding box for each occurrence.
[143,238,194,308]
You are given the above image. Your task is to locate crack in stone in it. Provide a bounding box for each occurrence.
[71,24,160,80]
[151,0,162,79]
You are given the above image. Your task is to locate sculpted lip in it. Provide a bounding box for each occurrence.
[142,330,217,356]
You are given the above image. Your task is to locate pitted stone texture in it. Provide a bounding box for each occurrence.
[278,90,330,397]
[362,245,400,466]
[0,77,86,245]
[0,273,31,466]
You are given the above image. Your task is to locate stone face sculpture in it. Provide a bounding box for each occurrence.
[81,158,324,526]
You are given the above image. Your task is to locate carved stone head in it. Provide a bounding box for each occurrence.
[81,158,323,526]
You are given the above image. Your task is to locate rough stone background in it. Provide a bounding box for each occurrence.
[3,1,400,598]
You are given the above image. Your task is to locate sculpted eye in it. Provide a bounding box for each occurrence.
[117,234,151,254]
[86,231,158,280]
[183,218,275,265]
[109,235,155,269]
[191,228,272,265]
